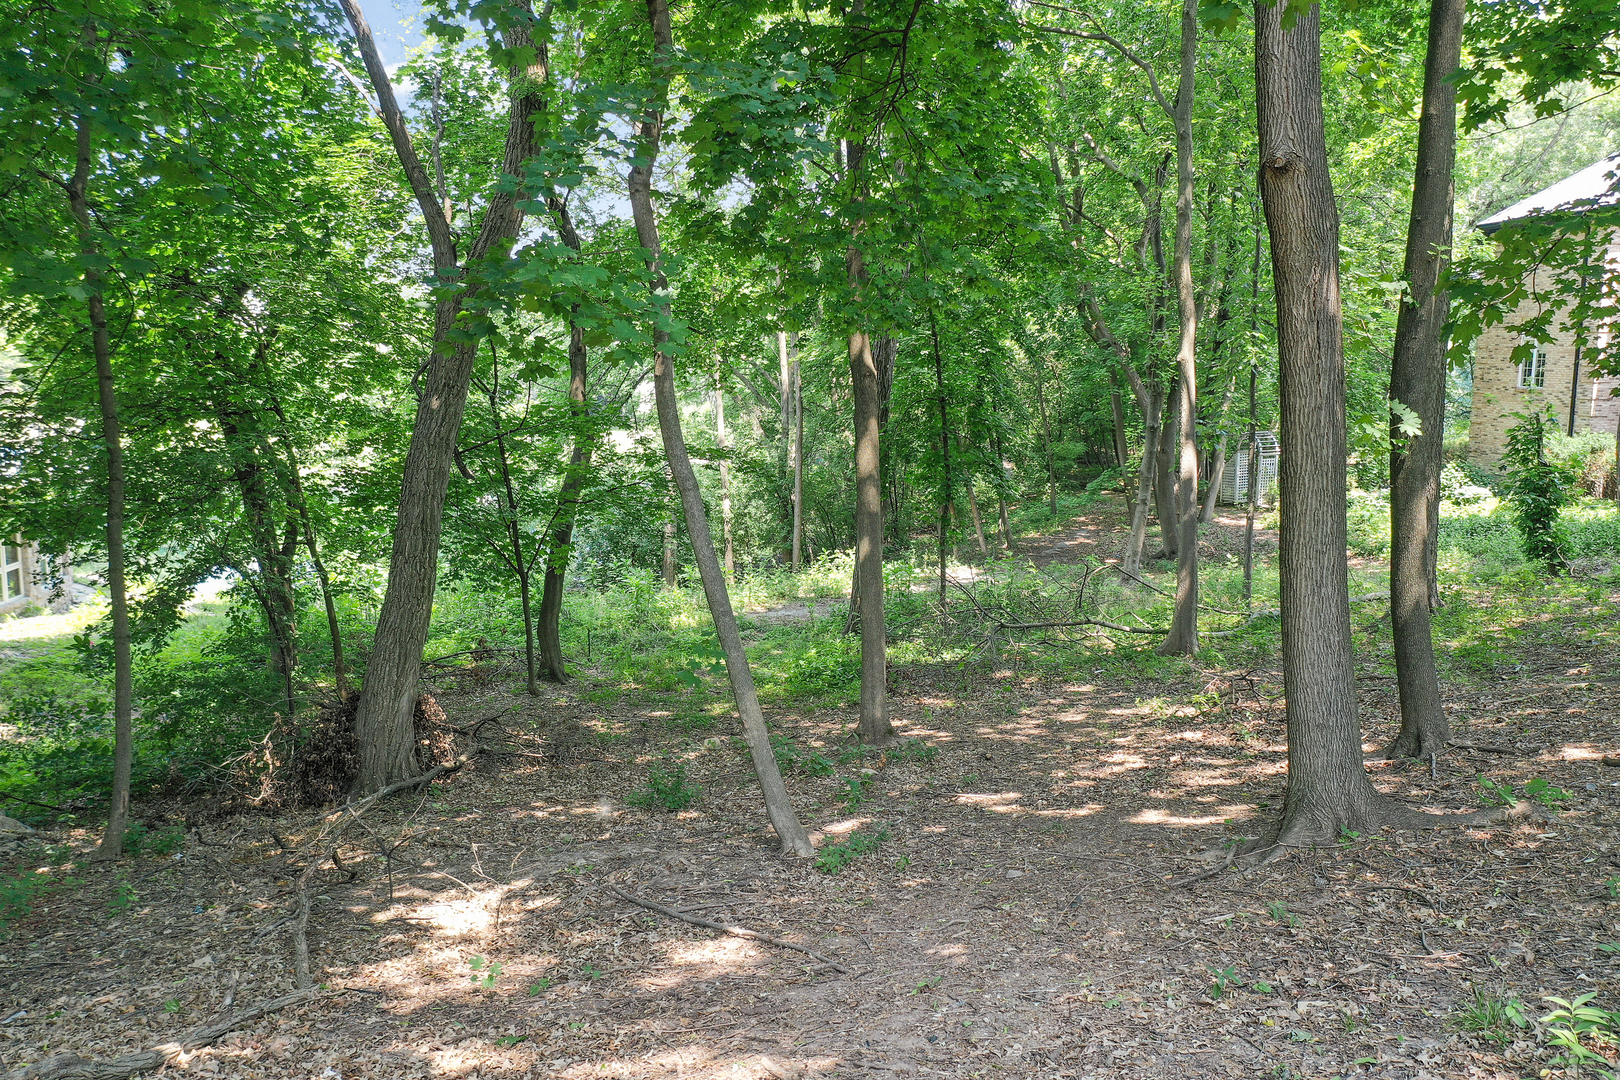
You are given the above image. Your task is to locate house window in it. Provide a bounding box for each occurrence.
[2,543,21,601]
[1517,345,1547,388]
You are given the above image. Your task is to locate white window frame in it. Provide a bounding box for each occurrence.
[1516,344,1547,389]
[2,542,22,601]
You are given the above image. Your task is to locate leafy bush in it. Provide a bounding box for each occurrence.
[1546,429,1618,498]
[1565,501,1620,560]
[0,868,58,934]
[1344,489,1391,557]
[781,640,860,699]
[625,759,701,811]
[814,826,889,874]
[1500,410,1576,571]
[1440,462,1494,504]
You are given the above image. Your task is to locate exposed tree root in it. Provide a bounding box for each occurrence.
[607,885,849,973]
[2,989,322,1080]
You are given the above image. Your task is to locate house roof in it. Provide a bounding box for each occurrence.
[1476,151,1620,234]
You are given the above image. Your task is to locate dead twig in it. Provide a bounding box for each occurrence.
[293,745,487,988]
[607,885,849,974]
[1,988,322,1080]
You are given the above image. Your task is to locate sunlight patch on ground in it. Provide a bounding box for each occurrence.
[0,603,101,640]
[1554,744,1604,761]
[814,816,873,839]
[954,791,1023,812]
[1033,805,1107,818]
[1129,806,1248,827]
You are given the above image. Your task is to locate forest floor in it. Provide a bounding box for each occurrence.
[4,501,1620,1080]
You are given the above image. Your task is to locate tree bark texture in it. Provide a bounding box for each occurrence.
[1382,0,1464,761]
[341,0,546,792]
[538,323,591,682]
[538,195,594,683]
[70,105,133,862]
[1255,0,1388,845]
[1158,0,1201,656]
[627,0,812,856]
[1152,375,1180,559]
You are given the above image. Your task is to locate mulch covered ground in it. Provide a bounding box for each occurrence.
[2,509,1617,1080]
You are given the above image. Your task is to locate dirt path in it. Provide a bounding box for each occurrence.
[2,517,1615,1080]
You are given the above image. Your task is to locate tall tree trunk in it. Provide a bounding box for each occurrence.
[538,196,595,683]
[1124,385,1163,582]
[930,312,952,605]
[276,424,348,698]
[1032,363,1057,520]
[963,441,989,558]
[1381,0,1463,761]
[1152,375,1180,558]
[486,342,538,696]
[538,323,591,682]
[716,373,734,577]
[1200,381,1234,523]
[340,0,545,792]
[843,123,895,743]
[1110,378,1130,469]
[1256,0,1388,847]
[70,107,132,862]
[793,339,804,570]
[992,427,1013,551]
[779,330,803,571]
[1159,0,1202,656]
[220,412,300,710]
[627,0,812,856]
[1243,365,1259,608]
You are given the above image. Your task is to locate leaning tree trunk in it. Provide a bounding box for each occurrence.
[340,0,544,792]
[627,0,812,856]
[70,108,133,863]
[1123,384,1164,582]
[1158,0,1202,657]
[538,196,596,683]
[1256,0,1389,847]
[1381,0,1464,762]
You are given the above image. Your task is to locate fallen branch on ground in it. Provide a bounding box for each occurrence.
[293,745,487,988]
[607,885,849,974]
[2,989,322,1080]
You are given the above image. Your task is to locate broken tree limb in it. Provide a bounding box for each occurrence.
[293,744,488,988]
[2,989,322,1080]
[607,885,849,973]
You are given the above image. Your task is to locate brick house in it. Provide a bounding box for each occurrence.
[0,538,55,615]
[1468,153,1620,465]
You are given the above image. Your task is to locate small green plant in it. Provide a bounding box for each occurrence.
[0,869,56,933]
[1478,776,1517,806]
[107,881,138,915]
[1500,408,1575,572]
[580,962,604,980]
[1524,777,1569,809]
[1479,775,1569,810]
[625,760,701,811]
[124,822,185,858]
[497,1035,527,1048]
[1606,877,1620,899]
[1252,980,1274,994]
[1540,993,1620,1075]
[814,827,890,874]
[1266,902,1298,927]
[466,956,503,990]
[1337,827,1361,848]
[1208,965,1241,998]
[527,978,552,996]
[911,976,942,995]
[769,735,835,776]
[1452,987,1529,1046]
[836,774,875,809]
[163,998,181,1014]
[886,739,939,764]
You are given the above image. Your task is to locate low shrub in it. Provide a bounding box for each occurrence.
[626,759,701,811]
[815,826,889,874]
